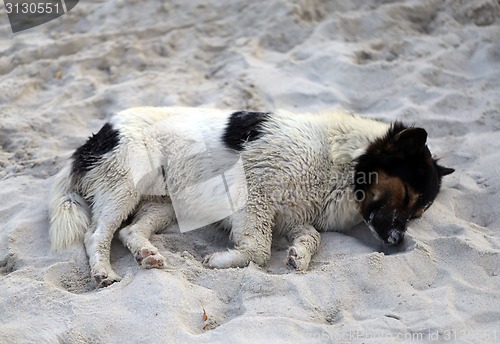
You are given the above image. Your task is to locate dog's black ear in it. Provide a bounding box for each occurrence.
[393,128,427,155]
[437,165,455,176]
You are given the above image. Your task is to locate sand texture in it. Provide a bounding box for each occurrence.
[1,0,499,343]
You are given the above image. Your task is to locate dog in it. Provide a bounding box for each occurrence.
[49,107,454,288]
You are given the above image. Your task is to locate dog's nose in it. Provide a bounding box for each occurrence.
[387,229,404,245]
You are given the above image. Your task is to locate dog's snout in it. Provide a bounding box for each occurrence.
[387,229,404,245]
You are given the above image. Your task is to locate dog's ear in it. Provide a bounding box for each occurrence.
[392,128,427,155]
[437,164,455,176]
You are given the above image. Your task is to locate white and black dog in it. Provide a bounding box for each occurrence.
[49,107,454,288]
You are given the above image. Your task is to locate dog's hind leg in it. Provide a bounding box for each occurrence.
[84,189,140,288]
[285,224,320,271]
[118,199,176,269]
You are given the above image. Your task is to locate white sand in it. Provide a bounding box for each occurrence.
[1,0,499,342]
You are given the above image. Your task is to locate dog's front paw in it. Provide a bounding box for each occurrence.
[94,272,122,288]
[203,250,250,269]
[135,248,166,269]
[285,247,311,271]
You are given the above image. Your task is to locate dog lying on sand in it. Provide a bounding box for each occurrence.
[49,107,454,288]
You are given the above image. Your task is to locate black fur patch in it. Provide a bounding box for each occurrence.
[72,122,120,176]
[222,111,270,151]
[354,122,442,210]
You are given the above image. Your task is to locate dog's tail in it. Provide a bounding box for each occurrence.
[49,162,90,250]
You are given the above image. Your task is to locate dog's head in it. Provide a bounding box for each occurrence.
[354,122,454,245]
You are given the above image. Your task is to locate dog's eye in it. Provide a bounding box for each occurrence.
[403,184,410,206]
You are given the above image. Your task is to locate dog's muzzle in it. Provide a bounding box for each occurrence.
[386,229,405,245]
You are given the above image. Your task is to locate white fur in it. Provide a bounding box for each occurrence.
[49,164,90,250]
[48,106,390,287]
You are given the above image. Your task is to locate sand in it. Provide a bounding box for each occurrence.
[1,0,499,343]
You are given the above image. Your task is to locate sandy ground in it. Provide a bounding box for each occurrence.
[1,0,499,343]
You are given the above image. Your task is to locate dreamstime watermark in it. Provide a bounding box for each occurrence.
[129,119,248,233]
[4,0,79,33]
[128,119,377,233]
[312,328,498,343]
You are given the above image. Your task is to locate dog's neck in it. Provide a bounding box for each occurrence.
[313,112,390,231]
[326,111,390,164]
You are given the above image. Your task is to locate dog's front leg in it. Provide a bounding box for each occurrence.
[285,223,321,271]
[203,207,274,269]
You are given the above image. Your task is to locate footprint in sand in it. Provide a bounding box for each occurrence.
[44,262,95,294]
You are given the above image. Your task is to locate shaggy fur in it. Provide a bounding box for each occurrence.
[49,107,453,288]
